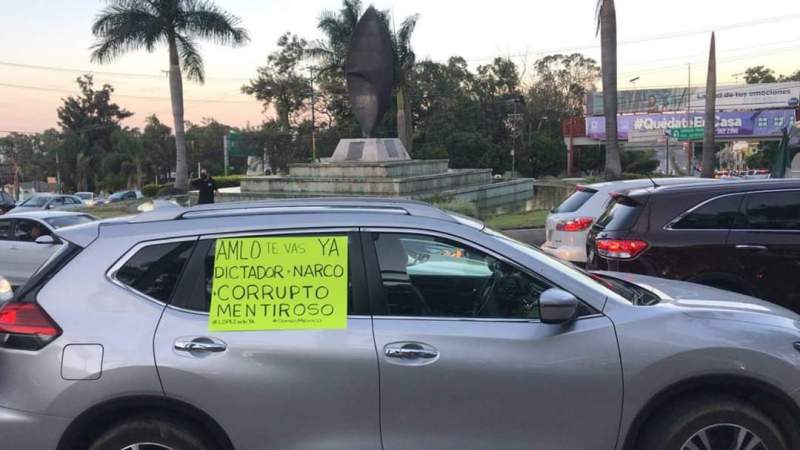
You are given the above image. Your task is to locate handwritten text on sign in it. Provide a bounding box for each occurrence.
[209,236,348,331]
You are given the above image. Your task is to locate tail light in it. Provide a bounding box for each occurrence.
[0,302,61,350]
[556,217,594,232]
[596,239,649,259]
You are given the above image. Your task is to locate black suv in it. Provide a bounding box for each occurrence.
[587,179,800,310]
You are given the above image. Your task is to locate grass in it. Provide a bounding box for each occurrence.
[484,210,548,230]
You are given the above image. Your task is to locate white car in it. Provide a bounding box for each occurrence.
[75,191,97,206]
[541,178,712,264]
[7,194,85,214]
[0,211,97,287]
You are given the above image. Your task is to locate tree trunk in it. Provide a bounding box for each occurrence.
[600,0,621,180]
[701,32,717,178]
[397,86,412,153]
[169,36,189,191]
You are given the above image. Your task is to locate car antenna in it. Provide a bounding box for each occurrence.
[646,175,660,188]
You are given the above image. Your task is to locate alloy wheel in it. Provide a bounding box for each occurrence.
[681,423,767,450]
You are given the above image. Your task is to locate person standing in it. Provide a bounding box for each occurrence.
[193,170,218,205]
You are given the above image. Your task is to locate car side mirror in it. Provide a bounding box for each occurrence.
[539,288,579,324]
[35,235,57,245]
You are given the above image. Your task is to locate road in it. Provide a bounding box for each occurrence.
[503,228,545,247]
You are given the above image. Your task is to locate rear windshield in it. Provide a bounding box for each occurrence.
[553,187,597,213]
[20,196,49,207]
[44,215,96,229]
[595,200,643,231]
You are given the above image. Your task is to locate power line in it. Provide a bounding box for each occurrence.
[0,82,256,104]
[0,60,251,83]
[462,13,800,63]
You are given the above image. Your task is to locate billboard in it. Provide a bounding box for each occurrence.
[585,109,796,141]
[587,82,800,115]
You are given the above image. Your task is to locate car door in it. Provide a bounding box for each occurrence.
[7,219,59,286]
[153,229,381,450]
[364,230,622,450]
[0,219,16,284]
[729,189,800,309]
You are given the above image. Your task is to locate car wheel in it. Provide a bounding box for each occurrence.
[88,415,214,450]
[638,395,787,450]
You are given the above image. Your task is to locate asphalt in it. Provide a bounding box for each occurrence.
[503,228,546,247]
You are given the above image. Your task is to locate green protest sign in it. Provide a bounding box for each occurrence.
[209,236,349,331]
[669,127,705,141]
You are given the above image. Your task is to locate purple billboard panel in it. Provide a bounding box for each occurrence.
[585,110,796,140]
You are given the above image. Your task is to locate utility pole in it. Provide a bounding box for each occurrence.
[223,132,229,177]
[309,66,317,162]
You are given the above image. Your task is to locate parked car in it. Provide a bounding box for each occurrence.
[2,199,800,450]
[74,191,97,207]
[106,189,143,204]
[7,193,84,214]
[587,179,800,311]
[541,178,711,264]
[0,191,15,214]
[0,211,97,287]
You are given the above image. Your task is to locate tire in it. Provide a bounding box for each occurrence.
[637,395,787,450]
[88,415,214,450]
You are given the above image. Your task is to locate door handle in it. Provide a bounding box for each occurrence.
[385,343,439,360]
[174,337,227,354]
[736,244,768,252]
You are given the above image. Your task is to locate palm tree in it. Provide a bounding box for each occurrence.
[90,0,249,191]
[701,32,717,178]
[392,15,420,153]
[596,0,621,179]
[308,0,363,78]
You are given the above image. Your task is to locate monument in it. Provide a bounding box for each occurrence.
[238,7,534,216]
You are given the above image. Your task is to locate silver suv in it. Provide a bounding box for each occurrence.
[1,199,800,450]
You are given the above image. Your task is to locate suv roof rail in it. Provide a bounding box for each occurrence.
[127,197,458,224]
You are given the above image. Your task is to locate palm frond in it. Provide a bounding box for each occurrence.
[181,0,250,46]
[176,34,205,83]
[90,2,163,63]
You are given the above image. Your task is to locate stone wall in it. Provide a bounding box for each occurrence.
[286,159,449,178]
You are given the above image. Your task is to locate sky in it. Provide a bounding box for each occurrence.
[3,0,800,133]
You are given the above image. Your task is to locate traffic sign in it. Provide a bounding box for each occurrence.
[669,127,705,141]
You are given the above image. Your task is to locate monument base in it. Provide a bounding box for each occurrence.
[330,138,411,163]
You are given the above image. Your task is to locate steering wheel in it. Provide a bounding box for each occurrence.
[473,261,504,317]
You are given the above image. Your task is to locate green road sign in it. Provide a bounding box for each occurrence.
[227,131,243,156]
[669,127,705,141]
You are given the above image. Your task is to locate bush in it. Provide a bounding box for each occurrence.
[214,175,242,188]
[142,183,164,198]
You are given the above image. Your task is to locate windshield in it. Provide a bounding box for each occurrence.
[75,193,92,200]
[482,226,643,303]
[552,187,597,213]
[19,196,50,207]
[44,215,96,229]
[109,192,126,200]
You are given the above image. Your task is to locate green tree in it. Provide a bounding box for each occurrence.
[142,115,174,184]
[744,65,777,84]
[596,0,621,179]
[243,33,312,130]
[110,128,146,189]
[90,0,249,191]
[57,75,132,192]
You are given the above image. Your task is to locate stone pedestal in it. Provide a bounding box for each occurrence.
[330,138,410,163]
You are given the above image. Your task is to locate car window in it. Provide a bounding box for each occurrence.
[64,197,79,205]
[51,197,65,206]
[373,233,553,319]
[671,195,745,230]
[115,242,195,303]
[552,187,597,213]
[171,234,359,314]
[742,191,800,230]
[595,199,643,231]
[0,220,11,240]
[20,196,49,207]
[44,215,96,229]
[13,219,52,242]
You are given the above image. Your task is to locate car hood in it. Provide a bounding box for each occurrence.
[595,271,800,327]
